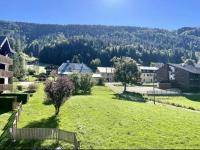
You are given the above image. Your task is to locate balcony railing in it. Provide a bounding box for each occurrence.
[0,70,13,78]
[0,55,13,65]
[0,84,13,91]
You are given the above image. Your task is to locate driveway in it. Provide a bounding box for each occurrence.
[106,82,181,95]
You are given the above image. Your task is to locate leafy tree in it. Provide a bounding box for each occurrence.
[184,59,195,65]
[45,77,74,115]
[90,58,101,70]
[69,73,93,95]
[13,52,26,80]
[72,54,82,63]
[113,57,140,92]
[80,74,93,94]
[69,73,81,94]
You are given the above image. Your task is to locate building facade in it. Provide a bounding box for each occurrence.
[0,36,15,92]
[138,66,158,83]
[96,67,115,82]
[156,63,200,92]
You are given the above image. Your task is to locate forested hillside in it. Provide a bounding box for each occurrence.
[1,20,200,66]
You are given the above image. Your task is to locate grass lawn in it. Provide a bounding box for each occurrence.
[147,95,200,110]
[1,84,200,149]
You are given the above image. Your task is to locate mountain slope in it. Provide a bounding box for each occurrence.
[0,20,200,65]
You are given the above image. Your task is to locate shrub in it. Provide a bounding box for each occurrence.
[27,83,38,93]
[28,68,36,75]
[69,73,93,95]
[80,74,93,94]
[37,73,47,81]
[17,85,23,91]
[124,91,143,98]
[0,96,17,111]
[1,93,29,104]
[69,73,81,95]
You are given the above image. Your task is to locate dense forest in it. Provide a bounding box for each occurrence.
[1,20,200,67]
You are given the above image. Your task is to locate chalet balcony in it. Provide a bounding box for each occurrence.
[0,70,13,78]
[0,84,13,91]
[0,54,13,65]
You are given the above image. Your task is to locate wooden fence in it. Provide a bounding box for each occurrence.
[9,102,80,149]
[146,90,181,96]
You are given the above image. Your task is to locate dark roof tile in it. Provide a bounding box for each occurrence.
[168,63,200,74]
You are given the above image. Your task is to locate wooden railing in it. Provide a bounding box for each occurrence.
[0,70,13,78]
[10,102,80,149]
[0,55,13,65]
[0,84,13,91]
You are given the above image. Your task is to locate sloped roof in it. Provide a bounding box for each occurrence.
[97,67,115,73]
[0,36,15,54]
[58,63,92,74]
[139,66,158,71]
[0,36,7,47]
[92,73,102,78]
[168,63,200,74]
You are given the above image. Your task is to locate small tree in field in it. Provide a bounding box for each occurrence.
[112,57,140,92]
[45,76,74,115]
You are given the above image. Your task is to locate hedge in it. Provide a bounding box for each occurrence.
[0,93,29,104]
[0,96,17,111]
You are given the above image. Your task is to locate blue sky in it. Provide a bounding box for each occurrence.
[0,0,200,29]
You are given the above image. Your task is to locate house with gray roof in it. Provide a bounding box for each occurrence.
[156,63,200,92]
[58,62,92,75]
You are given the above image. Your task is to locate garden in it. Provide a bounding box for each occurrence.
[1,81,200,149]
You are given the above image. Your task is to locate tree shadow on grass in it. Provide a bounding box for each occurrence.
[183,95,200,102]
[112,93,147,103]
[24,115,59,128]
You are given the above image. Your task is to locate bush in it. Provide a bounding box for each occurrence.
[0,96,17,111]
[1,93,29,104]
[27,84,38,93]
[28,68,36,75]
[69,73,81,95]
[80,74,93,94]
[17,85,23,91]
[69,73,93,95]
[123,91,143,98]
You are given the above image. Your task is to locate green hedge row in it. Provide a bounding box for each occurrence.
[0,93,29,104]
[0,96,17,111]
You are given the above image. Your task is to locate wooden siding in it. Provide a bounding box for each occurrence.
[0,84,12,91]
[156,64,169,82]
[0,70,13,78]
[0,54,13,65]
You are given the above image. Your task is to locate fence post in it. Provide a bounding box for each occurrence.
[56,129,59,144]
[74,133,80,150]
[12,120,16,142]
